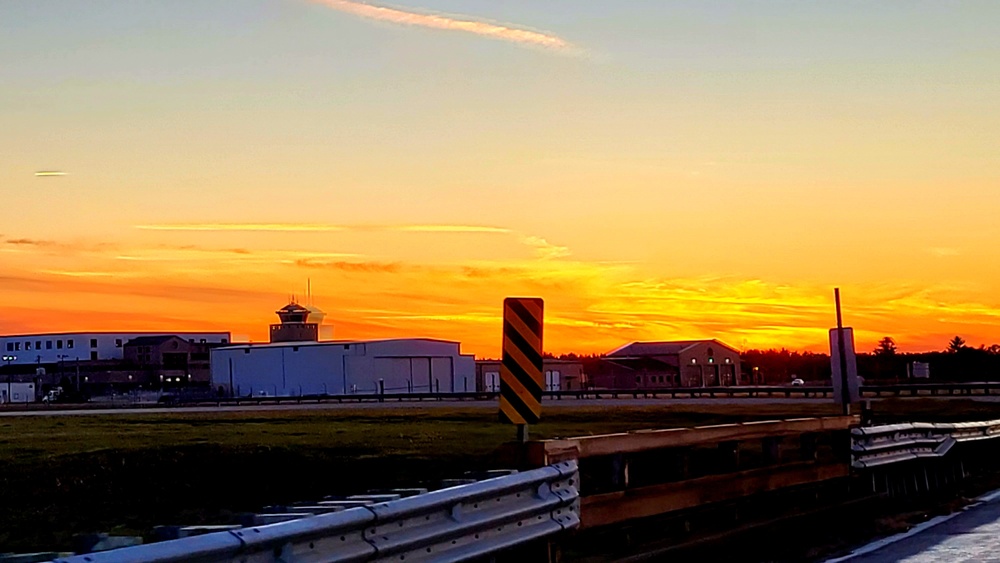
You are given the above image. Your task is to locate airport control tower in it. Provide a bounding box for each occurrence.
[269,301,320,343]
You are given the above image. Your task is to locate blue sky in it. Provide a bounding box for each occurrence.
[2,1,999,353]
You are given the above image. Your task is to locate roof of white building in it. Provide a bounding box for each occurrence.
[215,337,462,351]
[1,331,230,339]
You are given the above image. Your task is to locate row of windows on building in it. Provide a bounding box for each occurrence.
[638,375,671,384]
[10,339,67,352]
[4,337,226,354]
[6,337,126,353]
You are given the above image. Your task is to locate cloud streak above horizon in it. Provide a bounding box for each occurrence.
[307,0,577,54]
[135,223,511,233]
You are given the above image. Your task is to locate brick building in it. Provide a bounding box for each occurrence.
[591,340,741,389]
[123,335,215,386]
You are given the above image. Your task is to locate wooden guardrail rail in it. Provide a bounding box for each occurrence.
[524,416,858,529]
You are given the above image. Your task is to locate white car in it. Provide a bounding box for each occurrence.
[790,378,805,386]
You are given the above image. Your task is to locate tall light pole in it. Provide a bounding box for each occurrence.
[2,355,16,404]
[57,354,68,390]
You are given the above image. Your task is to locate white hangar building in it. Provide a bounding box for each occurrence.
[210,338,477,397]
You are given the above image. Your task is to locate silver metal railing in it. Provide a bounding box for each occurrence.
[50,460,579,563]
[852,419,1000,469]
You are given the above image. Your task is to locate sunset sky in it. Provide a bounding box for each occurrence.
[2,1,999,357]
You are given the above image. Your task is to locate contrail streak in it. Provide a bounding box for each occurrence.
[308,0,576,53]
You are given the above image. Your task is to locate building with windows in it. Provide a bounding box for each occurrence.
[475,359,586,392]
[591,340,742,389]
[0,332,231,365]
[123,335,217,386]
[0,382,36,404]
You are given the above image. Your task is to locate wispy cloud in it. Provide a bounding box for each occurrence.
[135,223,510,234]
[928,247,962,257]
[136,223,350,232]
[39,270,123,278]
[395,225,511,234]
[308,0,578,54]
[135,222,572,263]
[295,259,404,273]
[113,248,359,262]
[5,238,58,247]
[519,235,571,260]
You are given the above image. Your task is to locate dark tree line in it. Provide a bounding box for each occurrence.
[743,336,1000,384]
[740,349,831,385]
[542,338,1000,385]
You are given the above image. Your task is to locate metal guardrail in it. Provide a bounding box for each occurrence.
[861,382,1000,397]
[159,386,837,407]
[9,383,1000,413]
[852,419,1000,469]
[50,461,579,563]
[158,383,1000,405]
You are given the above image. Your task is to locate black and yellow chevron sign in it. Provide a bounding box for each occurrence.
[499,297,544,425]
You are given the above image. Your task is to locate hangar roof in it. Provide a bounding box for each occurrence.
[607,339,738,357]
[215,337,462,351]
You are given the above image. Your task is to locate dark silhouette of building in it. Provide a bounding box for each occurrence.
[591,340,742,389]
[123,335,215,386]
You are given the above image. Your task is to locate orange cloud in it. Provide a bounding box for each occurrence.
[5,238,57,246]
[295,259,403,273]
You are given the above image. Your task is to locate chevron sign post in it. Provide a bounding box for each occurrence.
[499,297,544,441]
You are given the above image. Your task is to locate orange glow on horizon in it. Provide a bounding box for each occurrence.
[2,226,999,358]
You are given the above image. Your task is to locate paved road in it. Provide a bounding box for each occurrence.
[0,397,833,417]
[833,491,1000,562]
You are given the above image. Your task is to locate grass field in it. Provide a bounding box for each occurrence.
[0,399,997,552]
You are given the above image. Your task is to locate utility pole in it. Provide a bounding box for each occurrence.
[835,288,851,416]
[2,355,15,404]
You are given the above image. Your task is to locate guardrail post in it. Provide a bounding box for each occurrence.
[611,454,630,489]
[860,400,875,426]
[719,441,740,471]
[676,447,692,480]
[762,437,782,465]
[801,433,818,462]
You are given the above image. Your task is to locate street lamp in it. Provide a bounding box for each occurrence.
[2,355,15,404]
